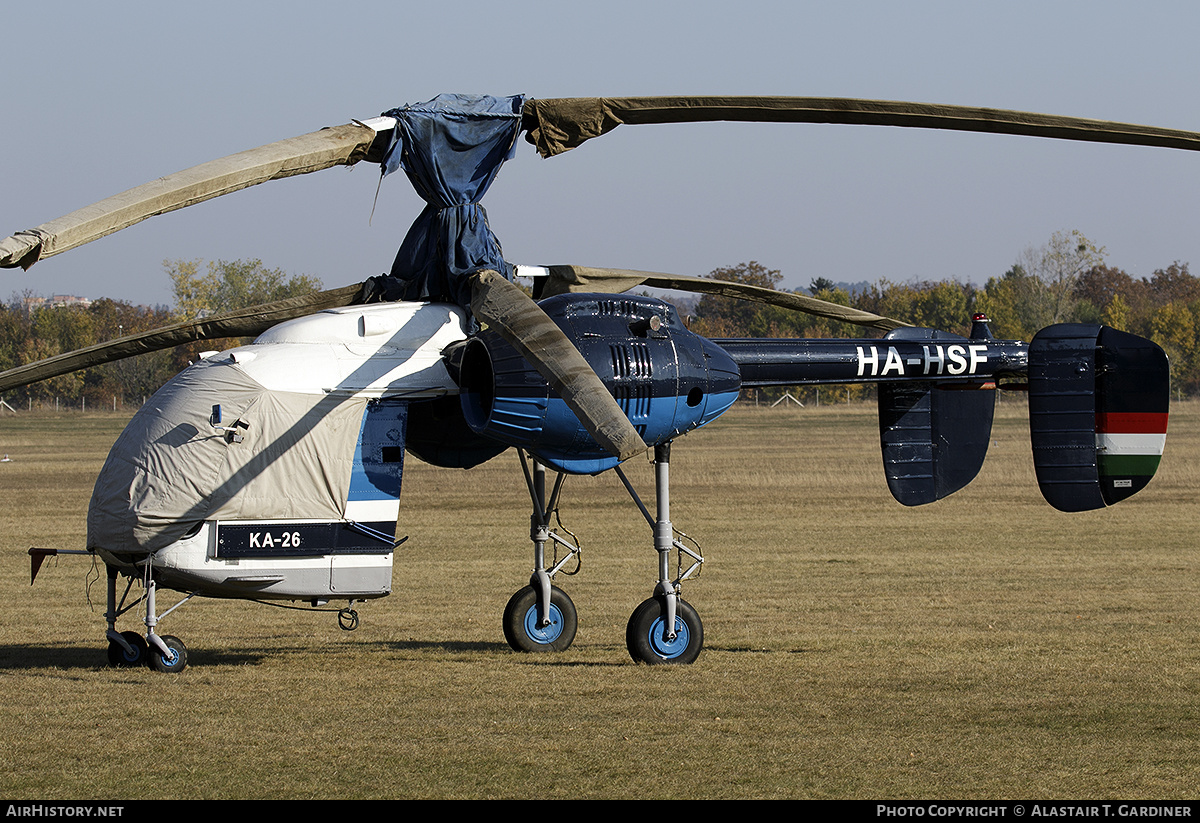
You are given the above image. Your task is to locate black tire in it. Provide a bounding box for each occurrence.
[149,635,188,673]
[106,631,147,668]
[503,585,578,652]
[626,597,703,664]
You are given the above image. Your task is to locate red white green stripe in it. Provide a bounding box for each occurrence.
[1095,412,1167,478]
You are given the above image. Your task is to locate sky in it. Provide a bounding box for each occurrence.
[3,0,1199,310]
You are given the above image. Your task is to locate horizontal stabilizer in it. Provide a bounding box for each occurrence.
[1029,325,1169,512]
[878,328,996,506]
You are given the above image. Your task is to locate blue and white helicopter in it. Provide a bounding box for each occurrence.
[0,95,1175,671]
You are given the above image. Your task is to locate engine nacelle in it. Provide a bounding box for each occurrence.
[458,293,741,473]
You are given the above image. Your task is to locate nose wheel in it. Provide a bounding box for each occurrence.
[104,562,192,674]
[148,635,188,673]
[106,630,148,667]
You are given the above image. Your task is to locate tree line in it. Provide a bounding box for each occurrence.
[0,259,321,410]
[3,233,1198,411]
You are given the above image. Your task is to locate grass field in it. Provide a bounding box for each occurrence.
[0,399,1196,799]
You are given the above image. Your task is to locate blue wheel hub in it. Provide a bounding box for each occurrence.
[646,616,689,659]
[522,604,565,645]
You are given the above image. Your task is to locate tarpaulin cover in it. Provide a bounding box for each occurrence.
[382,94,525,306]
[88,358,367,554]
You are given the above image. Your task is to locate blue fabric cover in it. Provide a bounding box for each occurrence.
[381,94,525,306]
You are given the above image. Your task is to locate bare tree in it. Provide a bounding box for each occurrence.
[1016,229,1106,324]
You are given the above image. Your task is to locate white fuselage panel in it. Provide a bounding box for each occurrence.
[211,301,469,398]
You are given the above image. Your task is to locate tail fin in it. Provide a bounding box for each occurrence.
[879,382,996,506]
[878,327,997,506]
[1029,324,1169,512]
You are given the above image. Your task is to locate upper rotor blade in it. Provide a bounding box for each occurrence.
[1,121,391,270]
[0,284,362,393]
[535,264,909,332]
[469,269,647,462]
[522,96,1200,157]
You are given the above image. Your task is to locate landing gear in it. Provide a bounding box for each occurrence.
[104,560,194,674]
[504,453,583,653]
[615,442,706,665]
[506,444,707,663]
[106,630,147,667]
[503,584,578,652]
[626,596,703,664]
[149,635,188,673]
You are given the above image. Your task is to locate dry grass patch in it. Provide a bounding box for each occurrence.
[0,401,1196,798]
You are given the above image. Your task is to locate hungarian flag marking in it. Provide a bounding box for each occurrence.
[1095,412,1167,480]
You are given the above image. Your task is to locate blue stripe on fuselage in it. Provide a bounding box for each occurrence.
[348,400,409,502]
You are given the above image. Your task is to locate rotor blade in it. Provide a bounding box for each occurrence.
[0,284,362,393]
[0,120,394,270]
[522,96,1200,158]
[469,269,647,462]
[533,264,909,332]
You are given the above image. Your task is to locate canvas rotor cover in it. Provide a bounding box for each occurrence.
[88,358,367,555]
[380,93,525,307]
[519,96,1200,158]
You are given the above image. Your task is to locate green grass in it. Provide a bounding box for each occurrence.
[0,400,1196,798]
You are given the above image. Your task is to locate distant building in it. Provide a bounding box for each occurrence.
[21,294,93,309]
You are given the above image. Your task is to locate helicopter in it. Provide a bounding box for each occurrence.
[0,94,1177,672]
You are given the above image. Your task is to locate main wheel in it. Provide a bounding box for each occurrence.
[503,585,578,652]
[626,597,704,664]
[149,635,188,673]
[106,631,147,668]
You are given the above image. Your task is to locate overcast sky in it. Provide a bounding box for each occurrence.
[3,0,1199,309]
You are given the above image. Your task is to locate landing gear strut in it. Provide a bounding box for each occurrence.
[105,559,193,674]
[503,443,706,663]
[503,452,581,653]
[615,442,705,664]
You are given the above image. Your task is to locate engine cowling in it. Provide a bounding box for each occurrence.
[458,293,741,474]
